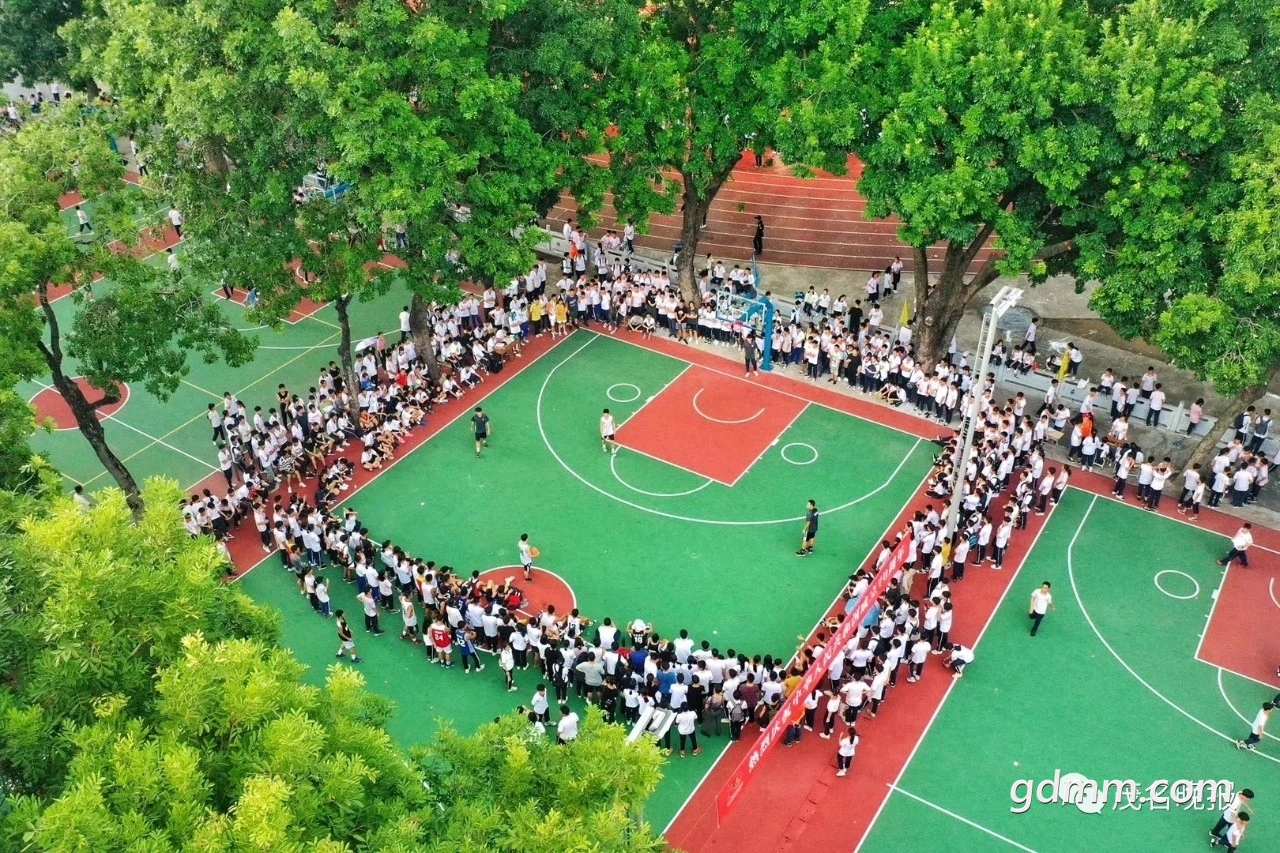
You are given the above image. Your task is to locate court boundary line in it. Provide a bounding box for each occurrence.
[1093,490,1280,558]
[212,287,333,326]
[1066,493,1280,766]
[540,335,927,524]
[661,460,935,837]
[854,484,1066,851]
[231,332,580,581]
[888,786,1040,852]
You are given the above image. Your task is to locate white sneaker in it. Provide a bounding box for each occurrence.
[836,769,847,777]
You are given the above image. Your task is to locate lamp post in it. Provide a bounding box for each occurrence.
[945,285,1024,538]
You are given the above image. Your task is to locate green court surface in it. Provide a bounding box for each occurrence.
[863,489,1280,852]
[237,330,934,828]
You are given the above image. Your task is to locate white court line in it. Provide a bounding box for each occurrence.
[726,401,809,488]
[1217,668,1280,743]
[610,452,712,498]
[691,387,765,425]
[30,378,215,472]
[888,786,1040,853]
[661,460,934,836]
[1269,577,1280,610]
[617,362,692,430]
[1096,489,1280,559]
[101,413,218,471]
[1067,494,1280,766]
[1203,659,1280,691]
[618,442,736,488]
[232,332,579,581]
[180,379,222,400]
[858,484,1064,851]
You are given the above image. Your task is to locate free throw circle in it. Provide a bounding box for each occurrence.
[474,566,576,620]
[780,442,819,465]
[1153,570,1199,600]
[607,383,641,403]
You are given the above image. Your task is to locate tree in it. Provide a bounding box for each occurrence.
[0,104,256,517]
[2,636,669,852]
[598,0,870,302]
[0,479,279,798]
[0,0,86,86]
[857,0,1096,364]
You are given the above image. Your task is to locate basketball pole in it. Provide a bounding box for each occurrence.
[944,285,1023,538]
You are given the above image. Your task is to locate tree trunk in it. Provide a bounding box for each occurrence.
[332,294,358,409]
[408,292,441,383]
[35,284,143,518]
[911,243,988,365]
[676,175,705,305]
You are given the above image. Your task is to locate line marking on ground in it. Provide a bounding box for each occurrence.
[1153,570,1199,600]
[726,402,809,488]
[180,379,223,400]
[889,786,1040,852]
[779,442,819,465]
[537,344,923,524]
[31,378,216,472]
[617,363,692,430]
[1217,668,1280,743]
[1269,577,1280,611]
[661,463,934,837]
[231,332,578,581]
[609,452,713,498]
[691,387,764,425]
[606,383,641,403]
[856,485,1065,851]
[1068,494,1280,765]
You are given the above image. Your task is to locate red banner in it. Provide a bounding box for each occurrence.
[714,532,914,823]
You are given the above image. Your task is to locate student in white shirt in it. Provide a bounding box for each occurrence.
[1210,788,1253,845]
[946,643,975,677]
[835,728,858,776]
[1219,524,1254,568]
[1029,582,1055,636]
[556,704,579,743]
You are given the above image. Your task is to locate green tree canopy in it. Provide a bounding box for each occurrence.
[0,479,279,798]
[3,635,668,852]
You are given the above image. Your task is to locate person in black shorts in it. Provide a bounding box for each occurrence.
[797,499,818,556]
[471,407,490,457]
[743,332,760,377]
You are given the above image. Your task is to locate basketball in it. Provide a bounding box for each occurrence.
[530,547,540,558]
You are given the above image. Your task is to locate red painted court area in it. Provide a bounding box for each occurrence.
[1198,565,1280,688]
[615,366,807,486]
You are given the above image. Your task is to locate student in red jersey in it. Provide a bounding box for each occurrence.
[429,616,454,668]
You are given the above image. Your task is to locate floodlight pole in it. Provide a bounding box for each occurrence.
[944,286,1023,539]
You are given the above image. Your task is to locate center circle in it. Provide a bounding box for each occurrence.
[474,566,577,620]
[1153,570,1199,600]
[606,382,641,403]
[780,442,819,465]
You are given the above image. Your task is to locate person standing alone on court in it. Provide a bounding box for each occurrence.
[471,407,490,457]
[1236,702,1272,750]
[753,216,764,257]
[1029,582,1055,636]
[797,500,818,556]
[1218,524,1253,568]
